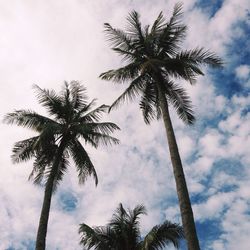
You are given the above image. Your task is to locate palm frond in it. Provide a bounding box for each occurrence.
[151,11,166,35]
[126,11,144,42]
[109,75,146,111]
[140,81,161,124]
[158,3,187,56]
[11,136,40,163]
[80,104,109,123]
[176,48,223,68]
[165,81,195,125]
[143,220,184,249]
[104,23,133,51]
[69,140,98,185]
[87,132,120,147]
[169,3,184,27]
[100,62,141,82]
[85,122,120,134]
[33,84,65,121]
[74,123,120,147]
[28,142,58,185]
[69,80,88,110]
[3,110,59,132]
[163,58,199,84]
[79,223,112,250]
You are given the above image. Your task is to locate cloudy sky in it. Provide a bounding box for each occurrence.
[0,0,249,249]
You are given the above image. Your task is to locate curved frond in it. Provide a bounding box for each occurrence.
[84,122,120,134]
[69,140,98,185]
[74,123,120,147]
[126,10,144,42]
[100,62,141,82]
[142,220,184,249]
[3,110,59,132]
[164,81,195,125]
[11,136,40,163]
[28,143,58,186]
[140,81,161,124]
[80,104,109,123]
[109,75,146,111]
[163,58,199,84]
[33,84,65,120]
[68,80,88,109]
[79,223,112,250]
[87,132,120,146]
[104,23,133,52]
[151,12,166,35]
[176,48,223,68]
[52,156,70,190]
[158,3,187,56]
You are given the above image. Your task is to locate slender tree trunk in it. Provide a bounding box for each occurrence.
[156,83,200,250]
[35,141,65,250]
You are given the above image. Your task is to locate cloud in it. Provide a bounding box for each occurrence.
[235,64,250,79]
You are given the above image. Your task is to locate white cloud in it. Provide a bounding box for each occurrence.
[235,64,250,79]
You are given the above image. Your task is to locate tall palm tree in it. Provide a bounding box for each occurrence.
[99,3,223,250]
[79,203,184,250]
[4,81,120,250]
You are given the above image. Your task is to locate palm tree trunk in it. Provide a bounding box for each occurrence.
[35,140,65,250]
[156,83,200,250]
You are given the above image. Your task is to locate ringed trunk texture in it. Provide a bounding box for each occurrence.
[35,141,65,250]
[157,84,200,250]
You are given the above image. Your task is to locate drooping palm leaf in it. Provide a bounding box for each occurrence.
[142,221,184,249]
[69,139,98,185]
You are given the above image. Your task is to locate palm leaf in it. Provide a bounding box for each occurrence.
[85,122,120,134]
[87,132,120,146]
[80,104,109,123]
[158,3,187,56]
[69,80,88,110]
[142,220,184,249]
[69,140,98,185]
[151,12,166,35]
[11,136,40,163]
[140,80,161,124]
[104,23,133,51]
[164,81,195,125]
[126,11,144,42]
[100,62,141,82]
[3,110,59,132]
[176,48,223,68]
[33,84,66,121]
[109,75,146,111]
[79,223,112,250]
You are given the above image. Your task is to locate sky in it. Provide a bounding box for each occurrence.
[0,0,249,249]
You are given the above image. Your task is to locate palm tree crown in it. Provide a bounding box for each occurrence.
[4,81,120,249]
[79,203,184,250]
[4,81,119,188]
[100,3,223,124]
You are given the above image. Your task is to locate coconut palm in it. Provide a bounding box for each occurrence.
[79,203,184,250]
[99,3,223,249]
[4,81,120,250]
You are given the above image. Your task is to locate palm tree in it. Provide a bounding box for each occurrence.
[4,81,120,250]
[99,3,223,250]
[79,203,184,250]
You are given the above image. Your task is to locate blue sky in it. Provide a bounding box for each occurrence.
[0,0,249,249]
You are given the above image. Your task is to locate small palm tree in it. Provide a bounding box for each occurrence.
[100,3,223,250]
[4,81,120,250]
[79,203,184,250]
